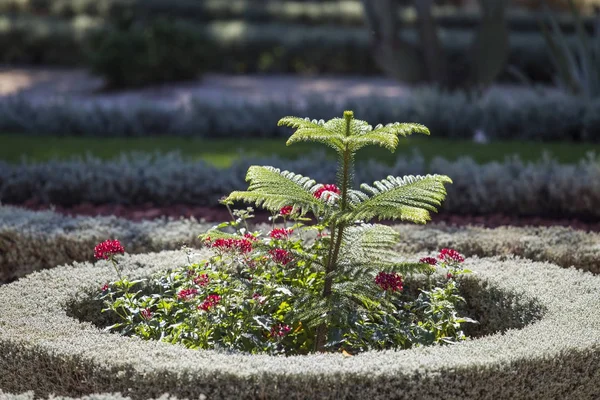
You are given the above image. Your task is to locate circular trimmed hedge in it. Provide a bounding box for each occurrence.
[2,205,600,284]
[0,251,599,399]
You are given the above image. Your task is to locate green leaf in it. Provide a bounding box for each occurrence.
[226,166,324,216]
[345,175,452,224]
[279,116,345,154]
[346,122,429,153]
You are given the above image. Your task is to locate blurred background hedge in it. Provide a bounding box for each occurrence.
[1,0,600,86]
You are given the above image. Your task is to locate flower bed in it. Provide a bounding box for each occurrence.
[0,250,598,399]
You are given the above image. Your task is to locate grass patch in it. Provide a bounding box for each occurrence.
[1,134,598,167]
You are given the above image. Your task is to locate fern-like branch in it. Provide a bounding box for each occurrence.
[227,166,324,216]
[279,115,430,155]
[279,117,345,154]
[346,122,430,153]
[344,175,452,224]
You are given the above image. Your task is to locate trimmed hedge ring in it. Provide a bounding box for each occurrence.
[0,250,599,399]
[2,205,600,284]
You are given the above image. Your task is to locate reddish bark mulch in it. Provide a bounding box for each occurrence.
[19,203,600,232]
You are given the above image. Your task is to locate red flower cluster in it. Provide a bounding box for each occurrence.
[279,205,294,216]
[140,308,152,320]
[270,323,291,338]
[269,249,293,265]
[419,257,438,266]
[101,283,109,292]
[438,248,465,264]
[177,288,198,300]
[211,238,253,254]
[194,274,209,286]
[244,233,258,242]
[94,239,125,260]
[374,271,404,292]
[314,184,341,200]
[269,228,293,240]
[198,294,222,311]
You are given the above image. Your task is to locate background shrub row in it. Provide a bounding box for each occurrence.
[1,153,600,218]
[1,250,599,399]
[2,205,599,284]
[0,15,584,82]
[1,0,596,31]
[2,89,599,141]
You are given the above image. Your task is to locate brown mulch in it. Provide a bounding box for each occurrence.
[19,203,600,232]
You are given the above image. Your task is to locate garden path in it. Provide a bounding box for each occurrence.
[0,67,555,109]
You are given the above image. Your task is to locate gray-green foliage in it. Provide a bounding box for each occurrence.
[394,224,600,274]
[0,88,597,140]
[2,151,600,218]
[2,205,599,284]
[1,250,599,399]
[0,205,210,283]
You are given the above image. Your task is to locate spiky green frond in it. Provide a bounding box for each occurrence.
[279,116,345,153]
[287,248,326,269]
[226,166,324,215]
[385,262,434,276]
[280,114,430,155]
[342,224,399,250]
[347,122,430,153]
[338,224,399,266]
[344,175,452,224]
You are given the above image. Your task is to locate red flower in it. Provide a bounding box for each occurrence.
[270,323,291,338]
[438,248,465,264]
[177,288,198,301]
[314,184,341,200]
[244,233,258,242]
[269,249,293,265]
[94,239,125,260]
[101,283,109,292]
[447,273,454,280]
[211,238,253,254]
[419,257,438,266]
[375,272,404,292]
[252,292,266,304]
[194,274,209,287]
[140,308,152,320]
[198,294,222,311]
[280,205,294,216]
[269,228,293,240]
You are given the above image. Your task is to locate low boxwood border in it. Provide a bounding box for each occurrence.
[0,251,599,399]
[0,206,211,283]
[395,224,600,275]
[2,205,599,284]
